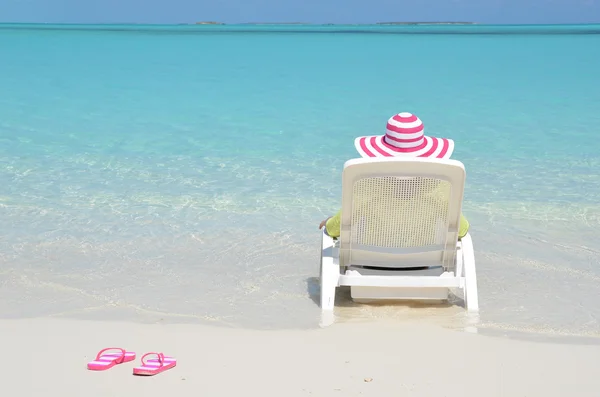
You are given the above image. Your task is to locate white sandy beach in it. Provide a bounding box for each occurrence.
[1,317,599,397]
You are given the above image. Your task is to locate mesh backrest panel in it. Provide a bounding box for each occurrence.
[350,176,451,248]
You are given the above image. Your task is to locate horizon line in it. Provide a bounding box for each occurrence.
[1,21,600,26]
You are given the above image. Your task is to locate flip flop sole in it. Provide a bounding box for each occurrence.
[133,357,177,376]
[87,350,136,371]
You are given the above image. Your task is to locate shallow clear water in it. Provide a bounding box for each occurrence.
[1,23,599,340]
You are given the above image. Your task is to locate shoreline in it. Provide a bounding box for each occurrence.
[10,306,600,345]
[1,317,599,396]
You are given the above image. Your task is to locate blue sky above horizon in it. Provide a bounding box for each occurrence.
[1,0,599,25]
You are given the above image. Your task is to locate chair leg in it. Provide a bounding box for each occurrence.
[320,271,337,311]
[460,233,479,312]
[455,241,466,303]
[320,232,339,311]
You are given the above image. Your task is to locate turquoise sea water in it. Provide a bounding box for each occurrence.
[1,23,599,340]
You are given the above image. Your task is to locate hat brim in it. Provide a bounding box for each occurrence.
[354,135,454,159]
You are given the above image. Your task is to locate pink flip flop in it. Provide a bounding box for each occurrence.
[133,352,177,376]
[87,347,136,371]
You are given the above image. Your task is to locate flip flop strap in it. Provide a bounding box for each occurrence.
[95,347,126,363]
[141,352,165,367]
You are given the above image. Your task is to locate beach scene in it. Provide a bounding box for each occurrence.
[1,1,600,395]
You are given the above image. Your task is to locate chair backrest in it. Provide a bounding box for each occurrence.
[338,157,466,271]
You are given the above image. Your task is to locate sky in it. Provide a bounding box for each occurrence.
[1,0,599,25]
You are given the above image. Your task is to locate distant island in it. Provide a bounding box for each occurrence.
[376,22,476,25]
[195,21,224,25]
[239,22,310,25]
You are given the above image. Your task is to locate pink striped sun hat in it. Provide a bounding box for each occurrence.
[354,112,454,159]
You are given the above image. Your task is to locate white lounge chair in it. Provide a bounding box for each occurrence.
[319,156,479,313]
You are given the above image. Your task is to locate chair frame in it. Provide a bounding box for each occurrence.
[318,157,479,313]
